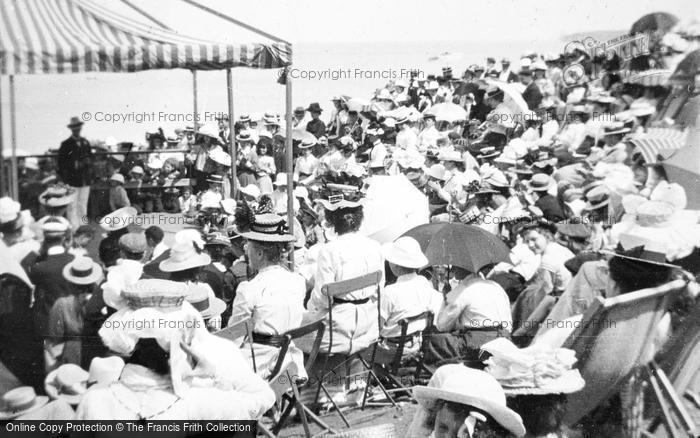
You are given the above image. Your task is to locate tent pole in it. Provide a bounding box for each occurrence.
[226,68,236,198]
[192,70,198,134]
[285,72,294,264]
[120,0,173,30]
[9,75,17,200]
[0,75,5,197]
[180,0,290,45]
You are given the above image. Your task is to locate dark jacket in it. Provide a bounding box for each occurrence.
[521,81,543,110]
[29,252,76,336]
[306,119,327,139]
[535,194,568,222]
[58,136,93,187]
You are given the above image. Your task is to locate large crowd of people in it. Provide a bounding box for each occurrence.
[1,17,699,438]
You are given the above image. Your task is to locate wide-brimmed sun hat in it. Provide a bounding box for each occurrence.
[0,197,22,232]
[240,184,261,199]
[413,364,525,437]
[239,213,295,243]
[383,236,429,269]
[186,284,226,320]
[39,185,75,207]
[482,338,585,396]
[99,206,138,232]
[425,164,447,181]
[0,387,49,420]
[159,241,212,272]
[62,256,103,285]
[208,148,232,166]
[44,364,89,406]
[197,124,220,141]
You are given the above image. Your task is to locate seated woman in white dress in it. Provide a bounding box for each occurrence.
[229,213,307,379]
[301,190,384,402]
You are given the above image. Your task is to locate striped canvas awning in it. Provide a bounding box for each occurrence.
[629,127,687,163]
[0,0,292,75]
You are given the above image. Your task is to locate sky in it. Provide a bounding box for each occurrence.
[95,0,698,44]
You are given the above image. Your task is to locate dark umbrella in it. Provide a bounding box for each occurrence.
[668,50,700,86]
[630,12,678,35]
[402,223,510,273]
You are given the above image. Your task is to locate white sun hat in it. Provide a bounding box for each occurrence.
[382,236,429,269]
[412,364,526,437]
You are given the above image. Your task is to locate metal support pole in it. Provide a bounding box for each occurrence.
[0,76,5,196]
[192,70,198,134]
[285,73,294,264]
[226,68,236,198]
[9,75,18,200]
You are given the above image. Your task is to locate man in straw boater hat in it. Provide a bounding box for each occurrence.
[29,219,74,333]
[57,116,94,229]
[76,277,275,420]
[228,212,307,378]
[526,173,568,222]
[408,364,526,437]
[373,237,442,364]
[34,184,74,240]
[45,256,103,373]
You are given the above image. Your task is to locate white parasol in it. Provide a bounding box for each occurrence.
[483,78,529,115]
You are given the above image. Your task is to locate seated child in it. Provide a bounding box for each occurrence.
[108,173,131,212]
[179,186,197,217]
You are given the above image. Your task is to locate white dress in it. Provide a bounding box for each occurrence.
[302,232,384,355]
[230,265,307,379]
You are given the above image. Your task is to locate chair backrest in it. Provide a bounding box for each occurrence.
[388,311,434,373]
[215,315,257,372]
[562,279,685,426]
[266,319,326,381]
[658,298,700,394]
[321,270,382,354]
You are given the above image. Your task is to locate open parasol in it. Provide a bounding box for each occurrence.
[428,103,468,123]
[291,129,317,144]
[401,223,510,272]
[483,78,529,116]
[630,12,679,35]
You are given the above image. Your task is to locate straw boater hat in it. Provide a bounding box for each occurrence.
[44,364,89,406]
[412,364,526,437]
[239,213,295,243]
[239,114,251,123]
[186,284,226,320]
[99,206,137,233]
[160,241,212,272]
[42,218,69,238]
[583,185,611,211]
[526,173,554,192]
[299,137,316,149]
[121,279,190,309]
[236,131,254,143]
[62,256,103,285]
[205,232,231,247]
[88,356,125,386]
[206,174,224,185]
[0,387,49,420]
[39,185,75,207]
[382,236,429,269]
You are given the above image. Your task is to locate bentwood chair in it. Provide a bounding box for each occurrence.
[214,315,257,372]
[314,271,398,427]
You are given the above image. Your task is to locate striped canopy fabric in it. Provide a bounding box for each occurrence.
[0,0,292,75]
[629,127,687,163]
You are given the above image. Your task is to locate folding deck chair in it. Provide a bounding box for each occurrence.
[314,271,398,428]
[560,279,696,437]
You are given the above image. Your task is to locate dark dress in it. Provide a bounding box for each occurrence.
[57,136,93,187]
[29,252,76,337]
